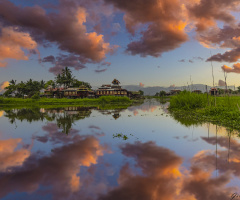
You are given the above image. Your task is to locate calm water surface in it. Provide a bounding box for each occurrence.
[0,99,240,200]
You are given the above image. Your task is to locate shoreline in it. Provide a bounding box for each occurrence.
[169,91,240,133]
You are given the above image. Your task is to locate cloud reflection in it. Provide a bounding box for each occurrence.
[0,134,239,199]
[0,135,108,200]
[100,141,236,200]
[128,104,158,116]
[0,138,31,172]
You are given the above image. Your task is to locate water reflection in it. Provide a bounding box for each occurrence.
[0,135,108,200]
[100,141,237,200]
[0,138,238,199]
[0,138,31,172]
[3,107,92,134]
[0,100,240,199]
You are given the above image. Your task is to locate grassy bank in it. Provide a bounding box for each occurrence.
[0,96,132,107]
[169,91,240,132]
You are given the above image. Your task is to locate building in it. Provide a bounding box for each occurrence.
[210,88,218,96]
[95,79,128,97]
[64,85,92,98]
[43,88,65,98]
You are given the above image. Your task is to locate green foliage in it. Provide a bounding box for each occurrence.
[159,90,166,97]
[45,80,55,89]
[169,93,240,131]
[71,79,92,88]
[0,96,132,106]
[31,92,40,99]
[139,90,144,95]
[55,67,75,88]
[170,90,208,110]
[113,133,129,140]
[4,79,45,98]
[238,86,240,93]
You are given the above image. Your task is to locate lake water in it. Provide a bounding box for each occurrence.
[0,99,240,200]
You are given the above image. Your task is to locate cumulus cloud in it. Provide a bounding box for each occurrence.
[207,48,240,62]
[200,25,240,63]
[95,68,108,73]
[0,0,117,68]
[0,81,9,93]
[188,59,193,63]
[46,54,87,75]
[41,55,55,64]
[1,0,240,70]
[101,61,111,67]
[178,59,185,62]
[104,0,188,57]
[222,63,240,73]
[218,79,226,86]
[179,57,203,63]
[187,0,239,32]
[0,26,37,66]
[193,56,204,61]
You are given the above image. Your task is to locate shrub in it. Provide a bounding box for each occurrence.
[31,92,40,100]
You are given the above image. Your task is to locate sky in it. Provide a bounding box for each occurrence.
[1,0,240,90]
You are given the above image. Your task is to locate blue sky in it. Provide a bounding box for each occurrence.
[1,0,240,89]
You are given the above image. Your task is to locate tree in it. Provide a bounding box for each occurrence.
[45,80,55,89]
[139,90,144,96]
[159,90,167,97]
[3,79,17,97]
[55,67,75,88]
[237,86,240,93]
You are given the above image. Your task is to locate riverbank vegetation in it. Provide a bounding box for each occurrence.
[169,91,240,132]
[0,96,132,106]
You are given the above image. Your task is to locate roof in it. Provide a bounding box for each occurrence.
[45,88,65,92]
[112,79,120,85]
[210,88,218,90]
[64,88,79,91]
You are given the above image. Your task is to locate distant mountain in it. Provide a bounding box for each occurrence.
[122,84,236,96]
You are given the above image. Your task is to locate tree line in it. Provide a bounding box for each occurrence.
[3,67,91,98]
